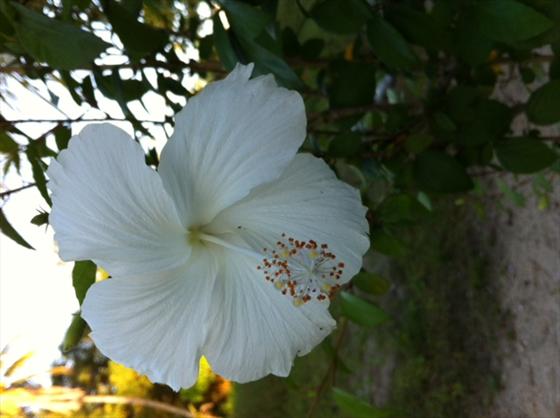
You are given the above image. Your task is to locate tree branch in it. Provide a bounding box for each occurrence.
[0,183,36,199]
[0,60,226,74]
[306,318,348,418]
[0,117,166,126]
[309,103,422,124]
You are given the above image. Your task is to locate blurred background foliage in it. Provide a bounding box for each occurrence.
[0,0,558,417]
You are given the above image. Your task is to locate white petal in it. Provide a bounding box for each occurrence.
[158,64,306,227]
[208,153,370,283]
[47,124,188,276]
[81,249,217,391]
[203,249,335,382]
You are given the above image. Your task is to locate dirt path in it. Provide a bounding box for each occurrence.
[486,55,560,418]
[479,178,560,418]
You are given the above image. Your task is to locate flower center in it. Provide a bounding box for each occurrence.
[257,234,344,306]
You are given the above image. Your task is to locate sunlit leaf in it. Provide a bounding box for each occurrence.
[62,313,87,352]
[72,260,97,305]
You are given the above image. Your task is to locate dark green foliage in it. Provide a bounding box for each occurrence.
[495,137,558,173]
[6,1,109,69]
[328,61,376,108]
[526,80,560,125]
[311,0,370,35]
[366,15,417,70]
[472,0,553,42]
[0,131,20,174]
[102,0,167,60]
[414,151,474,193]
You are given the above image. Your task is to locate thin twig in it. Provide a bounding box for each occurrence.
[0,183,36,198]
[0,60,226,74]
[491,54,555,65]
[306,318,348,418]
[309,103,421,124]
[0,117,166,126]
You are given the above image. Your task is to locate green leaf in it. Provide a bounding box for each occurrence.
[0,208,34,250]
[239,35,302,88]
[377,193,429,224]
[404,133,433,154]
[414,151,473,193]
[0,131,20,174]
[472,0,554,43]
[122,78,152,102]
[158,74,188,97]
[103,0,167,60]
[453,19,494,66]
[301,38,324,59]
[81,75,98,108]
[219,0,271,40]
[30,211,49,226]
[53,125,71,151]
[333,388,392,418]
[26,142,51,206]
[340,291,389,327]
[495,137,558,174]
[366,15,417,70]
[328,133,362,157]
[72,260,97,305]
[526,80,560,125]
[353,272,391,296]
[385,4,449,50]
[328,61,376,108]
[11,3,109,70]
[212,14,238,70]
[62,313,87,352]
[311,0,371,35]
[94,70,132,118]
[371,229,408,257]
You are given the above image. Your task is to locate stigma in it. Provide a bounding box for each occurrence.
[257,234,344,306]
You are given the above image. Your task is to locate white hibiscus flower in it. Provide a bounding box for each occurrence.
[47,64,369,390]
